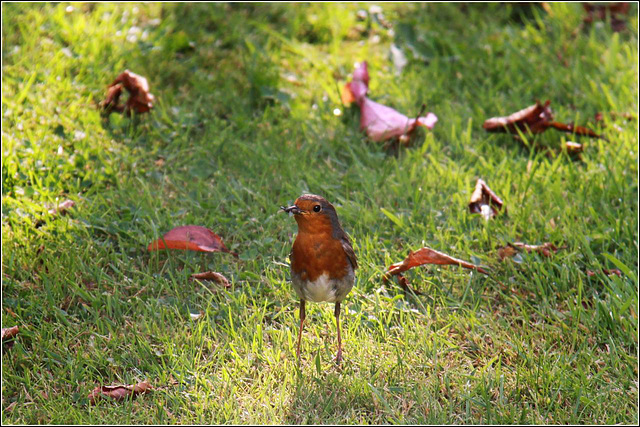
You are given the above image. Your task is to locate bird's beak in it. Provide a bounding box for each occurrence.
[280,204,303,215]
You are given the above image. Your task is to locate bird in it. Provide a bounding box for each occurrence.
[281,194,357,364]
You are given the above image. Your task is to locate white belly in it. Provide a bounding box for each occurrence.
[291,270,355,303]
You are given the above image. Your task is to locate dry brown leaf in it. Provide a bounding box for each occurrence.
[190,271,231,288]
[2,326,19,341]
[564,141,583,155]
[468,179,505,220]
[88,381,152,405]
[101,70,155,116]
[498,242,561,260]
[483,101,601,139]
[384,246,490,290]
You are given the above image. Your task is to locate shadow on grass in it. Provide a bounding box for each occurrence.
[286,372,379,424]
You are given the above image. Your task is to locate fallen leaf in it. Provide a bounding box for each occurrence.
[88,381,152,405]
[148,225,238,257]
[583,2,630,32]
[48,199,75,216]
[360,99,438,142]
[2,326,19,341]
[189,311,205,320]
[564,141,583,155]
[498,242,561,260]
[190,271,231,288]
[594,112,636,122]
[384,246,490,290]
[586,268,622,277]
[483,101,553,134]
[341,61,369,106]
[483,101,601,139]
[342,61,437,142]
[497,245,519,260]
[468,179,505,220]
[101,70,155,116]
[35,199,76,228]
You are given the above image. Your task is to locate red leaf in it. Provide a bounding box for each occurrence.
[190,271,231,288]
[148,225,237,257]
[360,97,437,142]
[88,381,152,405]
[468,179,505,220]
[385,246,490,284]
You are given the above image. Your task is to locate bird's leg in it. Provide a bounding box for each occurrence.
[334,302,343,364]
[296,299,306,364]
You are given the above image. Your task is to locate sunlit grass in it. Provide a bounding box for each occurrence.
[2,3,638,424]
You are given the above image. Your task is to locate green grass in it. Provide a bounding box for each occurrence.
[2,3,637,424]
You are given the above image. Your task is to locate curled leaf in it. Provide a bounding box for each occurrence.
[148,225,238,257]
[384,246,490,290]
[2,326,19,341]
[101,70,155,116]
[468,179,504,220]
[483,101,553,134]
[190,271,231,288]
[483,101,601,139]
[342,61,369,106]
[88,381,152,405]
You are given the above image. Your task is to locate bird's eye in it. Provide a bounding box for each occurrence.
[313,204,322,212]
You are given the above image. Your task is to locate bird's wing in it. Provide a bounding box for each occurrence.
[341,233,358,270]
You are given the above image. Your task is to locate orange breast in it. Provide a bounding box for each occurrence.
[291,231,350,282]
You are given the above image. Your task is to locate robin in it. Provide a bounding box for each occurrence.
[281,194,357,364]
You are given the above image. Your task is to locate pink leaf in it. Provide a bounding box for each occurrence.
[342,62,370,105]
[360,97,438,142]
[352,61,370,86]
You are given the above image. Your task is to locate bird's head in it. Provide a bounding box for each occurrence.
[281,194,343,237]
